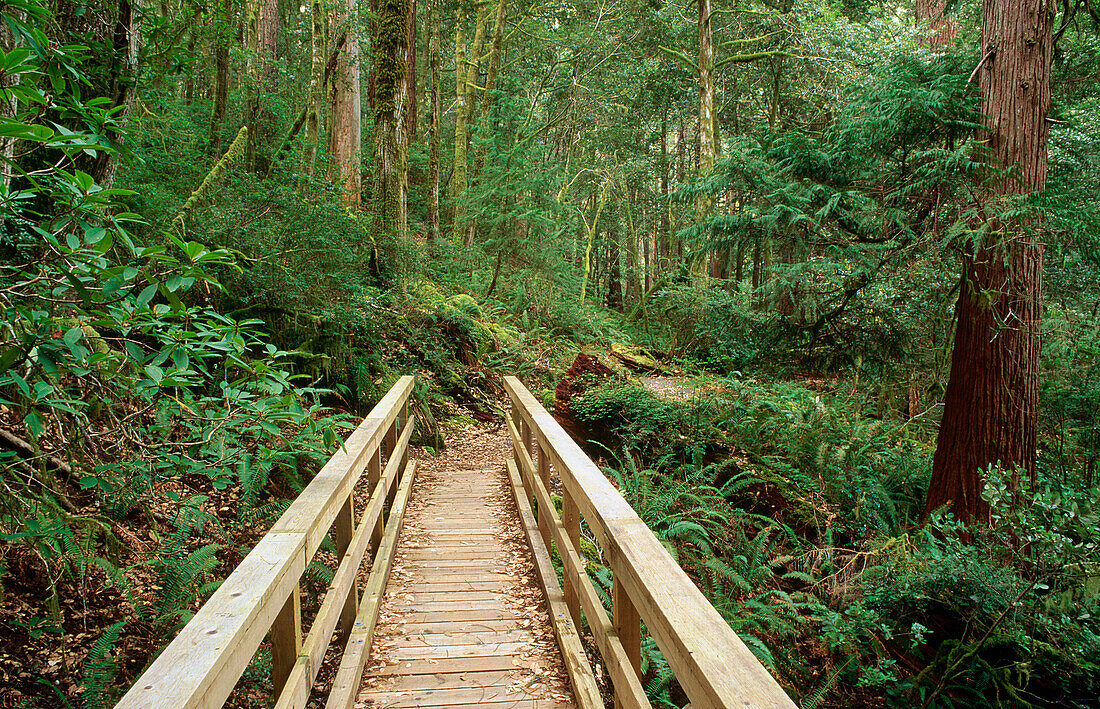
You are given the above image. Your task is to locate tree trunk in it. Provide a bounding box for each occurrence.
[301,0,326,176]
[427,0,441,241]
[464,0,507,245]
[695,0,717,263]
[926,0,1053,524]
[371,0,411,242]
[330,0,362,207]
[245,0,279,174]
[405,0,417,140]
[608,225,623,311]
[1,7,23,191]
[455,0,489,246]
[208,15,230,157]
[91,0,142,190]
[660,107,670,267]
[916,0,958,48]
[580,181,609,304]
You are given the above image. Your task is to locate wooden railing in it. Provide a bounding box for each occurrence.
[116,376,417,709]
[504,376,798,709]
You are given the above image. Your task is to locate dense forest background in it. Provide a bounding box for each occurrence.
[2,0,1100,706]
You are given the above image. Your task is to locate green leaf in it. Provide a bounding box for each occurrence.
[63,326,83,347]
[136,284,158,306]
[0,120,53,142]
[24,410,44,439]
[144,365,164,385]
[0,346,25,374]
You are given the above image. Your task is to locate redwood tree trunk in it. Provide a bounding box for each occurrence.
[301,0,326,176]
[926,0,1053,523]
[916,0,958,48]
[330,0,362,206]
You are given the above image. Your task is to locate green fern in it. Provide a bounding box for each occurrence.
[800,657,854,709]
[154,543,222,629]
[93,558,147,621]
[82,620,126,709]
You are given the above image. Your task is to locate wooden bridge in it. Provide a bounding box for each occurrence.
[115,376,797,709]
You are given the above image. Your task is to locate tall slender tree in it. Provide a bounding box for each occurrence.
[301,0,327,176]
[245,0,279,173]
[927,0,1054,523]
[427,0,441,241]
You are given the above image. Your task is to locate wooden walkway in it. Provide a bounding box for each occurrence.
[117,376,797,709]
[356,427,575,709]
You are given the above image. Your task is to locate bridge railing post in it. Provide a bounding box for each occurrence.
[612,577,641,709]
[271,582,302,698]
[334,497,357,640]
[562,487,582,632]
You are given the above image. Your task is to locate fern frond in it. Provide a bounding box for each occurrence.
[82,620,126,709]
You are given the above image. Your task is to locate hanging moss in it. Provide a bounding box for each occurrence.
[172,126,248,234]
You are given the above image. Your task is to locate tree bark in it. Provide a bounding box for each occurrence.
[927,0,1053,523]
[0,6,23,191]
[91,0,142,190]
[405,0,417,140]
[208,18,230,156]
[452,2,469,235]
[455,0,489,245]
[696,0,717,236]
[916,0,958,48]
[330,0,363,207]
[464,0,507,245]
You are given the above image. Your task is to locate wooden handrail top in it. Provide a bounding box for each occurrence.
[116,376,415,709]
[504,376,797,709]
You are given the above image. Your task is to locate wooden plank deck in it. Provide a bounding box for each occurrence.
[356,427,578,709]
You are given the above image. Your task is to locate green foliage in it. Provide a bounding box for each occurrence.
[82,621,127,709]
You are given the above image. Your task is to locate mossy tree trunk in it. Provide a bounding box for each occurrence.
[463,0,507,246]
[427,0,441,241]
[245,0,278,174]
[454,0,489,245]
[370,0,411,243]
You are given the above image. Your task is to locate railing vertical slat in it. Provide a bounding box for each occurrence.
[612,577,641,709]
[562,488,583,632]
[385,416,399,509]
[400,401,410,470]
[271,583,303,698]
[537,443,552,550]
[334,497,357,640]
[368,446,383,549]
